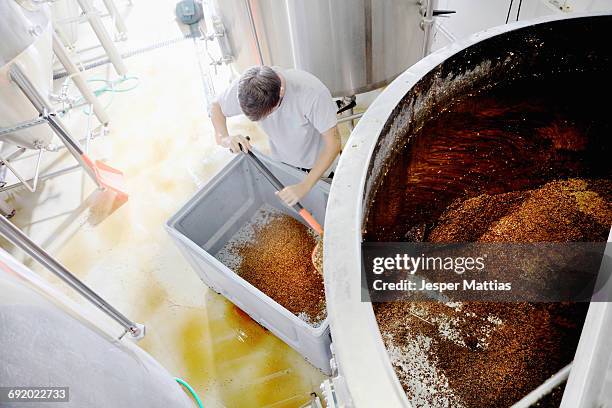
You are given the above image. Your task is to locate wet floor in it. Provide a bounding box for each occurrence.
[2,1,325,406]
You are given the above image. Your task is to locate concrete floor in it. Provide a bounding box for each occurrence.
[2,1,330,406]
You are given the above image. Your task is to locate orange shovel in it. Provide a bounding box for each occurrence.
[81,155,128,202]
[43,110,129,202]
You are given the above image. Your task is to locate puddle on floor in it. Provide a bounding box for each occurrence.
[34,109,322,408]
[140,298,321,408]
[48,152,326,407]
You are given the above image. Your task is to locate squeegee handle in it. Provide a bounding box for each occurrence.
[243,150,323,234]
[298,208,323,235]
[245,151,291,197]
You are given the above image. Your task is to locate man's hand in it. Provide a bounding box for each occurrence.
[276,182,310,207]
[224,134,252,153]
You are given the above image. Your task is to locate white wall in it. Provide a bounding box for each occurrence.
[431,0,612,51]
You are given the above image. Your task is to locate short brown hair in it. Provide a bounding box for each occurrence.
[238,66,281,121]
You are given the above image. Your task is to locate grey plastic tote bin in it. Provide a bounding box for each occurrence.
[165,153,331,374]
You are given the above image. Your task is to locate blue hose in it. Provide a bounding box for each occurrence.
[175,377,204,408]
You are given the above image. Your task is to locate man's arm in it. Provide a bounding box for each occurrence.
[277,126,341,206]
[210,102,252,153]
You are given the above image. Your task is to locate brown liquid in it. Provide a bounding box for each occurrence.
[365,72,612,242]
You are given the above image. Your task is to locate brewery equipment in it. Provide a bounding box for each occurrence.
[323,11,612,407]
[209,0,430,97]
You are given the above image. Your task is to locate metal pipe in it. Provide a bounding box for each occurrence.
[193,40,217,109]
[210,16,234,64]
[76,43,104,54]
[8,64,102,189]
[2,148,27,162]
[76,0,127,76]
[0,147,25,190]
[55,11,111,25]
[53,24,74,49]
[53,34,190,79]
[0,216,144,339]
[348,107,355,131]
[8,65,49,111]
[337,112,364,124]
[44,115,101,188]
[244,0,264,65]
[85,105,94,153]
[510,363,572,408]
[0,118,47,137]
[364,0,373,85]
[0,149,44,193]
[421,0,435,57]
[0,148,26,189]
[0,164,81,193]
[52,32,110,125]
[101,0,128,38]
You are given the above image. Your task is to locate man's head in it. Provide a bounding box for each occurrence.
[238,66,282,121]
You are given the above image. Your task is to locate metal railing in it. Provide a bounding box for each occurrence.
[0,216,145,340]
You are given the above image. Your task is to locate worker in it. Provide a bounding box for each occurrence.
[210,65,341,207]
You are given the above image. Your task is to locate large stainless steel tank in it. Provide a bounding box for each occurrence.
[211,0,426,97]
[0,1,54,149]
[0,249,193,408]
[323,12,612,407]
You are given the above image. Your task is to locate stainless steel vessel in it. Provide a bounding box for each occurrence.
[211,0,426,96]
[0,1,54,149]
[0,249,193,408]
[323,12,612,407]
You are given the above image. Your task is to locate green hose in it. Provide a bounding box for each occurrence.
[77,76,140,115]
[175,377,204,408]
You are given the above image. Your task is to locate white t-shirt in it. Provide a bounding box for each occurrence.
[215,67,338,169]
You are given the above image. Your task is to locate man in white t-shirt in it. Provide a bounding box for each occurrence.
[210,65,341,207]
